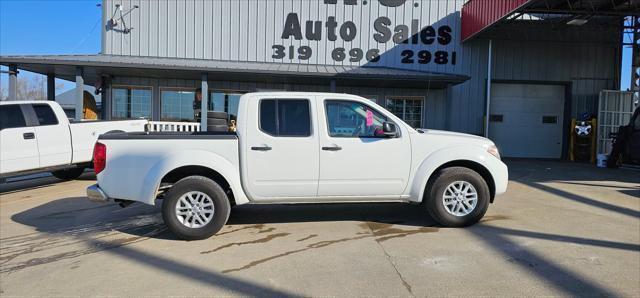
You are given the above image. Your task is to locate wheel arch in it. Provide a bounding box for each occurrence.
[161,165,236,206]
[425,160,496,203]
[137,149,249,206]
[409,146,499,204]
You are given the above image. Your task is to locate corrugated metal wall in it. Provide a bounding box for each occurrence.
[103,0,619,134]
[449,22,619,133]
[104,0,465,74]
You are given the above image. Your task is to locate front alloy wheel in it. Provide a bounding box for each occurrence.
[425,167,490,227]
[442,181,478,217]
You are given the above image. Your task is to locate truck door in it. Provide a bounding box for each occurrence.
[0,104,39,174]
[28,104,72,168]
[244,97,319,199]
[317,99,411,197]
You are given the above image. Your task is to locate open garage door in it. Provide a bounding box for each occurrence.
[489,83,565,158]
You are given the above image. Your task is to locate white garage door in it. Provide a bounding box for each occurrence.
[489,83,565,158]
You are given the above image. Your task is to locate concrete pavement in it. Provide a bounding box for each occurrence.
[0,160,638,296]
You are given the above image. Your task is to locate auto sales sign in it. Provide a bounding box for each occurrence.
[270,0,460,68]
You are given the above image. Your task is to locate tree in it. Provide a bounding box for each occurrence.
[0,75,65,101]
[16,76,46,101]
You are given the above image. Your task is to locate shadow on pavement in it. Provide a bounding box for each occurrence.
[507,159,640,218]
[0,172,96,194]
[468,225,620,296]
[227,202,436,227]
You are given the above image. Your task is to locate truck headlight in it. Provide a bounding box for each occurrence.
[487,145,501,160]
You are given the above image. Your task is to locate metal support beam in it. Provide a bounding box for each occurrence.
[200,73,209,132]
[75,67,84,121]
[484,39,493,138]
[47,73,55,101]
[102,76,111,120]
[521,9,636,16]
[8,65,17,101]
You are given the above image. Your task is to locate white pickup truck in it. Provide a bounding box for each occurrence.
[0,100,147,180]
[87,92,508,240]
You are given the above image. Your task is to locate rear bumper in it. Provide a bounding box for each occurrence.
[87,184,110,202]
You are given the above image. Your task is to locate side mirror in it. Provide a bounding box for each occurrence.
[382,122,398,137]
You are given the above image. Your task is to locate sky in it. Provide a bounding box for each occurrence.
[0,0,634,95]
[0,0,103,95]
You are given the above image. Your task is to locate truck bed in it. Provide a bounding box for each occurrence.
[98,131,237,140]
[95,130,240,205]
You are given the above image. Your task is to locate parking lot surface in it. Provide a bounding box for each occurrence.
[0,160,638,297]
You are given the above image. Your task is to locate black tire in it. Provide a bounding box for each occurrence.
[197,111,227,119]
[207,124,228,132]
[162,176,230,240]
[424,167,490,227]
[207,111,228,119]
[207,118,228,126]
[51,167,85,180]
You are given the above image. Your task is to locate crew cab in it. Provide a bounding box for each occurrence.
[87,92,508,240]
[0,100,146,180]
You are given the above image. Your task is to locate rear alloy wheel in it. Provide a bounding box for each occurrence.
[175,191,215,228]
[425,167,489,227]
[51,167,85,180]
[162,176,230,240]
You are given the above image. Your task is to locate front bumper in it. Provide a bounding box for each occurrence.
[87,184,110,202]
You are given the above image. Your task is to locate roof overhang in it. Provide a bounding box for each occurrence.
[0,54,469,89]
[461,0,639,42]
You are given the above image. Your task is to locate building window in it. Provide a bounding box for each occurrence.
[112,87,152,119]
[161,89,196,121]
[209,91,245,122]
[385,97,423,128]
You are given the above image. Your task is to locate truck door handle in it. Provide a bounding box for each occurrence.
[23,132,35,140]
[251,145,272,151]
[322,145,342,151]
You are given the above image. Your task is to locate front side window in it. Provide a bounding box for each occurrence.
[32,104,59,126]
[112,87,152,119]
[259,99,311,137]
[0,105,26,130]
[325,100,387,138]
[161,90,196,121]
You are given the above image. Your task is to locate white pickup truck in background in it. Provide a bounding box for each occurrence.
[0,101,147,180]
[87,92,508,240]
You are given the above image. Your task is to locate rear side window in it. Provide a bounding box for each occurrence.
[259,99,311,137]
[32,104,59,126]
[0,105,27,130]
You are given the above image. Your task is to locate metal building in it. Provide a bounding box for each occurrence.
[1,0,636,158]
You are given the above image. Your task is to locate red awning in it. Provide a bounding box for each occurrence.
[461,0,531,42]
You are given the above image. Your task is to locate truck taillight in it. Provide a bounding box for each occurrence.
[93,142,106,174]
